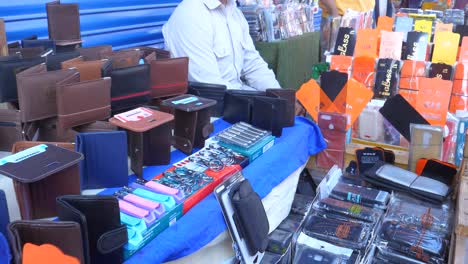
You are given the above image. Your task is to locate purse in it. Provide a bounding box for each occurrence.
[106,64,151,114]
[56,77,111,129]
[16,64,79,122]
[149,57,189,98]
[8,220,85,264]
[56,195,128,264]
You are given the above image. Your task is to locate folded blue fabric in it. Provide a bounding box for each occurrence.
[0,232,11,264]
[76,131,129,190]
[0,190,9,238]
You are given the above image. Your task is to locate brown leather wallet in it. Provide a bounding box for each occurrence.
[0,142,82,220]
[9,47,45,58]
[16,64,79,122]
[123,46,170,60]
[150,57,189,98]
[100,49,142,69]
[0,109,24,151]
[8,220,85,264]
[77,45,112,60]
[144,52,156,64]
[57,77,111,130]
[46,1,82,46]
[61,57,111,81]
[0,19,7,57]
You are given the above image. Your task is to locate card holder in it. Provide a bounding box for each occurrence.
[7,220,85,264]
[16,64,79,122]
[0,143,82,220]
[56,195,128,264]
[106,64,151,114]
[46,1,82,46]
[56,77,111,129]
[0,56,46,103]
[230,180,269,255]
[101,49,142,70]
[251,96,287,137]
[149,57,189,98]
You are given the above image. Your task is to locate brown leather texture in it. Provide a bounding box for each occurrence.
[144,52,156,64]
[101,49,141,69]
[61,57,111,81]
[0,109,23,151]
[46,1,81,45]
[0,19,7,56]
[57,77,111,129]
[150,57,189,98]
[8,47,44,58]
[8,220,85,264]
[16,64,79,122]
[77,45,112,60]
[6,142,82,220]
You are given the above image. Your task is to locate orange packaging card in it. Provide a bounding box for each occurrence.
[23,243,80,264]
[377,16,394,32]
[449,94,468,113]
[399,77,421,90]
[342,79,374,129]
[352,56,376,88]
[354,29,379,58]
[432,31,460,65]
[459,37,468,63]
[296,79,321,121]
[435,22,453,34]
[455,62,468,80]
[379,31,404,60]
[399,89,419,107]
[330,55,353,73]
[452,79,468,96]
[415,77,452,126]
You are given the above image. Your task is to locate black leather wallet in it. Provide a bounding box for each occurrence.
[223,90,266,124]
[188,82,227,117]
[251,96,287,137]
[45,50,81,71]
[105,64,151,114]
[265,88,295,127]
[0,56,46,102]
[56,195,128,264]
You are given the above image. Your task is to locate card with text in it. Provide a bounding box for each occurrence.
[379,31,404,60]
[354,29,379,58]
[333,27,356,56]
[432,31,460,65]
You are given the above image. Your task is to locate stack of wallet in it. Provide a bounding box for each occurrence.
[188,81,227,117]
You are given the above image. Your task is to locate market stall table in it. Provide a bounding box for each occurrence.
[255,32,320,90]
[99,117,325,263]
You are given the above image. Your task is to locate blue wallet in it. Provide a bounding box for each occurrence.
[76,131,129,189]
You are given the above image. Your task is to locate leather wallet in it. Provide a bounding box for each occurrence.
[45,50,81,71]
[0,143,82,220]
[8,47,45,58]
[106,64,151,114]
[0,56,46,102]
[77,45,112,61]
[379,94,430,141]
[126,46,170,60]
[149,57,189,98]
[223,90,266,124]
[143,52,156,64]
[46,1,82,46]
[0,19,7,57]
[251,96,287,137]
[76,131,128,189]
[16,64,80,122]
[56,77,111,129]
[162,95,216,154]
[8,221,85,264]
[188,81,227,117]
[56,195,128,264]
[101,49,142,69]
[21,39,56,53]
[0,109,24,151]
[61,57,112,81]
[266,88,296,127]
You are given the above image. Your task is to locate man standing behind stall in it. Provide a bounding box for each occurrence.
[162,0,281,91]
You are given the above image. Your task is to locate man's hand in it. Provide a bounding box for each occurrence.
[295,101,306,116]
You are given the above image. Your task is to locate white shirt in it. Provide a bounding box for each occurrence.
[162,0,281,91]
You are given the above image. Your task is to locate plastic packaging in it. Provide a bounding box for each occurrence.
[384,193,453,236]
[330,182,390,209]
[374,59,401,99]
[313,197,383,223]
[372,245,429,264]
[267,229,293,255]
[302,211,373,250]
[294,233,353,264]
[277,213,305,234]
[291,193,314,216]
[408,124,443,172]
[316,112,348,170]
[352,56,376,90]
[442,113,459,163]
